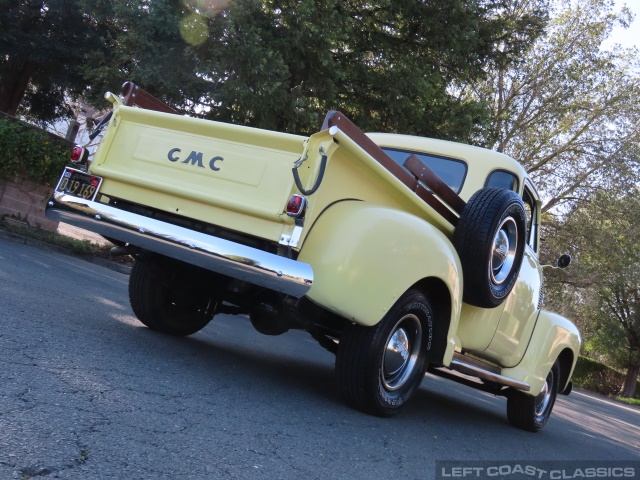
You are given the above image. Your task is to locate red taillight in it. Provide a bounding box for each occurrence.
[70,145,85,163]
[286,194,307,218]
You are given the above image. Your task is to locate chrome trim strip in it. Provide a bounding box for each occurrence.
[450,359,531,391]
[46,192,313,297]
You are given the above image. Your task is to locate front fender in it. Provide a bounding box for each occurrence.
[501,310,581,395]
[298,201,462,328]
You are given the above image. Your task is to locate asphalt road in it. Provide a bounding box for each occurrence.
[1,237,639,480]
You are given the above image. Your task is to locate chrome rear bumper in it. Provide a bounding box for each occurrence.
[45,193,313,297]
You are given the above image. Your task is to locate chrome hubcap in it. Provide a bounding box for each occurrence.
[382,314,422,391]
[535,370,554,420]
[491,217,518,285]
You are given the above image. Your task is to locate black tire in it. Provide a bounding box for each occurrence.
[507,361,560,432]
[454,188,527,308]
[335,290,433,417]
[129,252,217,336]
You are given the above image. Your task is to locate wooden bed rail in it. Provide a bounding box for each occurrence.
[321,111,465,226]
[121,81,178,115]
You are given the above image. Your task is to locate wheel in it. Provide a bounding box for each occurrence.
[128,252,217,336]
[335,290,433,417]
[507,361,560,432]
[453,187,527,308]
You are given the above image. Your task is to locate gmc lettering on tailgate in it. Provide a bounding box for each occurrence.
[168,148,224,171]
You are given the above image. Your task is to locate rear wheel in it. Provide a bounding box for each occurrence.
[129,252,217,336]
[335,290,433,417]
[507,361,560,432]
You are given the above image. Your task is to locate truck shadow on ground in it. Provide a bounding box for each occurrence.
[93,310,640,457]
[113,313,511,431]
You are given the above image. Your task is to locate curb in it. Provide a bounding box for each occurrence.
[0,228,132,275]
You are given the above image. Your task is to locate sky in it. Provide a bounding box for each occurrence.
[606,0,640,49]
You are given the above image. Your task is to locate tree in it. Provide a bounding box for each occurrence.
[193,0,549,138]
[462,0,640,212]
[545,191,640,397]
[0,0,216,123]
[0,0,111,122]
[79,0,212,113]
[2,0,549,137]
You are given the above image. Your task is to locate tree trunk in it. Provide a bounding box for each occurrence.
[0,61,37,116]
[621,364,639,398]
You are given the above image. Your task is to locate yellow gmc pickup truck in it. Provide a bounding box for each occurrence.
[46,82,580,432]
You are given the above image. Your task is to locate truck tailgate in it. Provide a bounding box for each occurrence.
[90,106,305,241]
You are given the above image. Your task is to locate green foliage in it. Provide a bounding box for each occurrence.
[189,0,548,139]
[79,0,212,112]
[572,356,640,399]
[543,190,640,397]
[616,397,640,406]
[0,118,69,186]
[2,0,549,138]
[0,0,112,121]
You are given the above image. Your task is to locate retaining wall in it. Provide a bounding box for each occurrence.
[0,176,58,231]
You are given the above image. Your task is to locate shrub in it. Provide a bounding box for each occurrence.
[0,117,71,186]
[572,356,640,399]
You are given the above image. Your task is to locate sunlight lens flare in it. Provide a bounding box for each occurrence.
[180,0,231,45]
[180,13,209,46]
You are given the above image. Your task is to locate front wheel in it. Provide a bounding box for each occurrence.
[507,361,560,432]
[335,290,433,417]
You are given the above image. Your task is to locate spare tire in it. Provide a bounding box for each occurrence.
[453,188,527,308]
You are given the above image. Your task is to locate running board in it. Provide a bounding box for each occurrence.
[448,358,530,391]
[430,355,530,393]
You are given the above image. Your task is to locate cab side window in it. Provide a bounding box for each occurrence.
[382,148,467,193]
[486,170,518,192]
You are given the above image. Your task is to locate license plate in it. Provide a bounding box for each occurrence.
[55,167,102,201]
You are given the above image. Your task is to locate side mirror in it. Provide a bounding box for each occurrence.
[557,254,572,269]
[541,254,572,270]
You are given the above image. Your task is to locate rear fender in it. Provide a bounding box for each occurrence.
[501,310,581,396]
[298,201,462,356]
